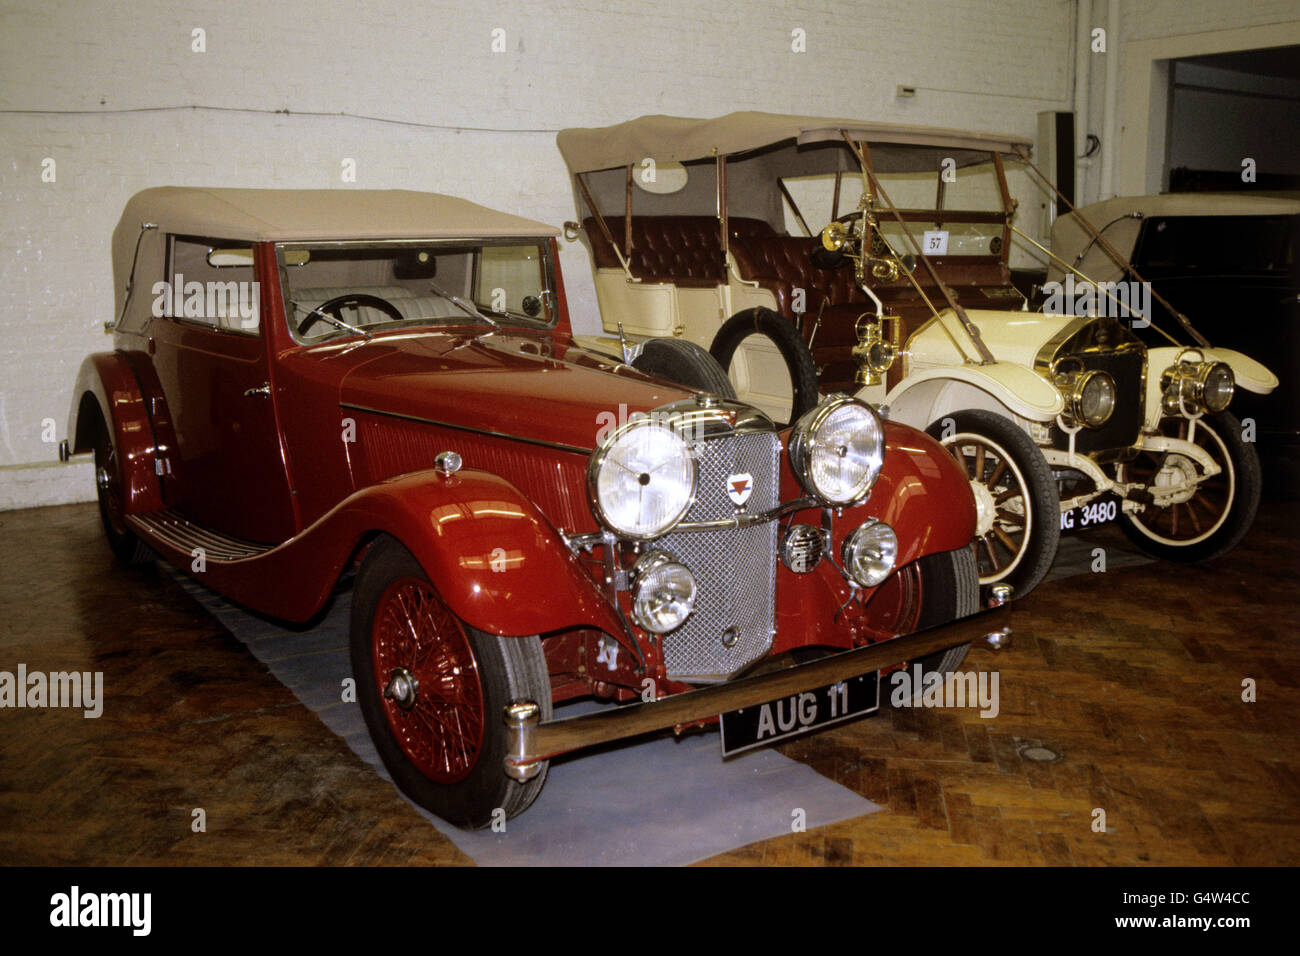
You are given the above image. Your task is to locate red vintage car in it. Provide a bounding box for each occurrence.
[64,187,1009,828]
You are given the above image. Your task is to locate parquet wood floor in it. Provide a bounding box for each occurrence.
[2,499,1296,865]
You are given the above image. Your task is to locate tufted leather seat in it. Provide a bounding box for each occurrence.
[728,236,869,318]
[584,216,775,286]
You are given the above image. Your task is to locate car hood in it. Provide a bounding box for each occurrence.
[334,328,693,453]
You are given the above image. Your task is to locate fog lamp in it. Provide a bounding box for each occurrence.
[630,552,697,634]
[841,519,898,588]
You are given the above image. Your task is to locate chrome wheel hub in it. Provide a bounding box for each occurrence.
[1151,455,1198,506]
[384,667,419,710]
[971,478,997,537]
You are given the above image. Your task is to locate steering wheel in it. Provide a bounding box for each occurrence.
[813,212,870,269]
[298,293,405,335]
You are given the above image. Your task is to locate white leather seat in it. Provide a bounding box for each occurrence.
[290,285,461,331]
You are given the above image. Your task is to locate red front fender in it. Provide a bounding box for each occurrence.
[865,420,977,565]
[128,468,626,640]
[342,469,624,639]
[772,420,977,653]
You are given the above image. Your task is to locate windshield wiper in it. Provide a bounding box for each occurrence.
[429,281,499,329]
[290,301,372,340]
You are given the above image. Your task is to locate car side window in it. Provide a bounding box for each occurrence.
[160,235,261,334]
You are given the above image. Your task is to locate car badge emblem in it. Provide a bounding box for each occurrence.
[726,473,754,506]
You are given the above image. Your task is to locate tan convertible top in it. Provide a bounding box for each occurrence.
[556,111,1033,174]
[112,187,559,312]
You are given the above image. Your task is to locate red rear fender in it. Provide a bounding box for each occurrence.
[68,352,163,514]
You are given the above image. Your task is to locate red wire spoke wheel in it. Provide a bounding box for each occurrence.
[857,560,924,643]
[371,577,484,784]
[351,535,552,828]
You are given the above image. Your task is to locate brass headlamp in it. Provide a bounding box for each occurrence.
[1161,352,1235,416]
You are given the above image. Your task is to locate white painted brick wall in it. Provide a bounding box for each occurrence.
[1121,0,1298,40]
[1,0,1083,509]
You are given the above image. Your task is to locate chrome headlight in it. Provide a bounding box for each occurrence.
[1056,368,1116,428]
[630,552,697,633]
[1161,359,1235,415]
[588,417,695,539]
[841,519,898,588]
[788,396,885,506]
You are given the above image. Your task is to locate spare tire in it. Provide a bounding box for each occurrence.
[629,337,737,399]
[709,308,820,424]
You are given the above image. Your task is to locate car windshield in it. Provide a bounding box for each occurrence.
[781,152,1008,258]
[279,239,554,342]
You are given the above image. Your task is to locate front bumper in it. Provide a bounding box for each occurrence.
[503,589,1012,778]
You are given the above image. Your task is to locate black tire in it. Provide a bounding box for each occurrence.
[709,307,820,424]
[350,535,551,828]
[926,409,1059,598]
[91,418,152,566]
[630,337,737,399]
[886,545,979,708]
[1116,411,1261,563]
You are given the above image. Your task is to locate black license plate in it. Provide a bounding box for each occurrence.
[1060,494,1120,533]
[720,672,880,757]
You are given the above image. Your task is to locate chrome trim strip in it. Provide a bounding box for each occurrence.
[563,496,820,551]
[339,403,593,456]
[669,496,820,532]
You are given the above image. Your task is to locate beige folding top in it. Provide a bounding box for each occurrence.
[111,187,560,317]
[1049,192,1300,283]
[556,111,1033,174]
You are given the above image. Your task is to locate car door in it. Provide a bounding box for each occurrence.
[141,234,297,544]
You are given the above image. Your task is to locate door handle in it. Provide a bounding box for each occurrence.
[244,383,271,398]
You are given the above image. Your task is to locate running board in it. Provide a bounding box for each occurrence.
[129,509,273,562]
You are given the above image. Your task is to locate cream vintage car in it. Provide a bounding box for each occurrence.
[557,112,1279,597]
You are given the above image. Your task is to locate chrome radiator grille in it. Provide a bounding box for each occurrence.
[656,431,781,683]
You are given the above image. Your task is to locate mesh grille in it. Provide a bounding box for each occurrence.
[657,431,780,682]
